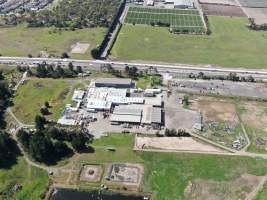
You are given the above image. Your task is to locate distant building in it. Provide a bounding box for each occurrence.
[164,0,195,9]
[95,78,133,88]
[146,0,154,6]
[72,90,85,102]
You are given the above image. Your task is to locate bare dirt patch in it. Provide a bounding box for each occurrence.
[243,8,267,25]
[135,136,226,153]
[202,4,246,17]
[70,42,90,54]
[241,101,267,130]
[190,100,236,122]
[80,165,103,182]
[184,174,264,200]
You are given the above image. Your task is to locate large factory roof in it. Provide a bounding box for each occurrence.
[95,78,132,86]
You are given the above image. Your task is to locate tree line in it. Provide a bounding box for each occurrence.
[18,62,83,79]
[0,71,19,168]
[18,115,93,164]
[0,0,121,29]
[188,72,255,83]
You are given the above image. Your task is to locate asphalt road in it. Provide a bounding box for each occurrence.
[1,56,267,78]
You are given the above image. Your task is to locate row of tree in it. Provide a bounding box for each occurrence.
[189,72,255,83]
[164,128,191,137]
[18,62,83,79]
[0,71,11,129]
[0,0,120,29]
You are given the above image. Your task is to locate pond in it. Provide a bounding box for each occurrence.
[50,188,147,200]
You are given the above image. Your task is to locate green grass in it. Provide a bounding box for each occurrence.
[256,182,267,200]
[112,16,267,69]
[77,134,267,200]
[136,75,162,89]
[0,25,106,59]
[0,157,49,199]
[12,78,75,124]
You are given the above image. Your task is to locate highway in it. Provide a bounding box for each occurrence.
[1,56,267,78]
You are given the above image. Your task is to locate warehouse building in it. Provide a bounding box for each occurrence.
[95,78,133,88]
[110,104,162,125]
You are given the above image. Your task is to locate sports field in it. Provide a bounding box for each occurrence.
[112,16,267,69]
[125,6,205,33]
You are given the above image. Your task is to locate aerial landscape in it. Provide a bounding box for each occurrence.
[0,0,267,200]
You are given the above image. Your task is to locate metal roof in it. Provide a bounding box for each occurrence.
[110,114,141,123]
[113,105,142,116]
[95,78,132,85]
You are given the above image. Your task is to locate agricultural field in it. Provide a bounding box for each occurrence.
[0,157,49,199]
[125,7,205,33]
[12,78,79,124]
[52,134,267,200]
[0,25,106,59]
[111,16,267,69]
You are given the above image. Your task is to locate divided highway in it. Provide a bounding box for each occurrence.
[1,56,267,78]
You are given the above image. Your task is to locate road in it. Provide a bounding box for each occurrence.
[1,57,267,79]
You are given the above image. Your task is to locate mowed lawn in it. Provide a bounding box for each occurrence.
[12,78,75,124]
[0,25,106,59]
[112,16,267,69]
[0,157,48,199]
[76,134,267,200]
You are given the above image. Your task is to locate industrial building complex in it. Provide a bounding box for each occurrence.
[58,78,163,131]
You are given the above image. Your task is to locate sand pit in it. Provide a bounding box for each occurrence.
[106,163,143,186]
[80,165,103,182]
[70,42,90,54]
[190,100,236,122]
[136,137,225,153]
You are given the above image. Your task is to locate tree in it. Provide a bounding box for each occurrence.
[36,63,47,78]
[54,141,72,158]
[0,132,15,161]
[76,66,83,73]
[61,52,69,59]
[71,134,86,152]
[40,107,49,115]
[68,62,74,71]
[183,95,189,106]
[29,131,54,163]
[17,129,31,150]
[35,115,46,130]
[44,101,50,108]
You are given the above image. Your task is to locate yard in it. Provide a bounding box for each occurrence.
[12,78,78,124]
[0,25,106,59]
[0,157,49,199]
[111,16,267,69]
[53,134,267,200]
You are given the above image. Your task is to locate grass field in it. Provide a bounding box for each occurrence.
[112,16,267,69]
[0,25,106,59]
[65,134,267,200]
[256,181,267,200]
[125,7,205,33]
[0,157,48,199]
[12,78,76,124]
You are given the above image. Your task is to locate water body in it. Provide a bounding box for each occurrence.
[50,189,146,200]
